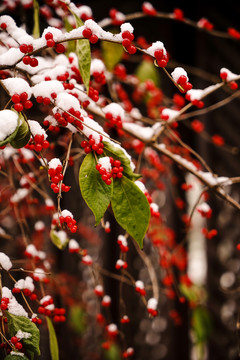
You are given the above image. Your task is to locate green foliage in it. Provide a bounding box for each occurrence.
[10,114,30,149]
[69,305,87,335]
[79,152,113,225]
[179,284,207,304]
[192,307,212,343]
[6,312,40,356]
[111,176,150,248]
[4,355,29,360]
[32,0,40,39]
[50,229,69,250]
[46,317,59,360]
[103,343,121,360]
[135,60,160,86]
[103,141,141,181]
[69,8,91,93]
[101,40,123,71]
[0,111,20,147]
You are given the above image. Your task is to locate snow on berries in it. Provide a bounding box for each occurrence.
[2,78,33,111]
[142,2,157,16]
[0,110,19,142]
[0,252,12,271]
[171,67,193,92]
[90,59,106,85]
[69,239,80,253]
[109,8,126,26]
[59,209,77,233]
[147,297,158,317]
[94,284,104,297]
[96,156,124,185]
[32,80,64,105]
[120,23,136,55]
[103,102,125,129]
[115,259,128,269]
[13,276,35,296]
[101,295,111,307]
[185,89,205,108]
[147,41,168,67]
[48,158,70,194]
[196,202,212,218]
[117,235,129,252]
[220,67,239,89]
[24,244,46,261]
[1,287,28,317]
[26,120,49,152]
[135,280,146,296]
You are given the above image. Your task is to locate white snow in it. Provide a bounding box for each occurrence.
[220,67,239,82]
[161,108,180,121]
[28,120,47,139]
[135,180,147,193]
[10,188,29,203]
[48,158,62,169]
[120,22,134,34]
[33,268,47,281]
[147,297,158,310]
[32,80,64,98]
[69,239,79,250]
[123,122,155,141]
[98,156,112,172]
[0,110,18,142]
[61,209,73,218]
[14,276,34,292]
[147,41,167,57]
[150,202,159,212]
[117,235,128,247]
[171,67,188,82]
[15,330,31,340]
[0,252,12,271]
[135,280,145,289]
[2,78,32,98]
[34,221,45,231]
[2,286,28,317]
[90,59,105,74]
[103,103,125,119]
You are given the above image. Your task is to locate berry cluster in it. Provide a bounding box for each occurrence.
[0,297,9,310]
[114,64,127,80]
[59,213,77,233]
[92,71,106,85]
[110,157,123,179]
[38,297,66,322]
[19,43,39,67]
[25,134,50,152]
[44,32,65,53]
[12,286,37,300]
[48,164,70,194]
[96,162,112,185]
[11,92,33,112]
[109,8,125,26]
[115,259,128,270]
[154,48,168,67]
[122,348,134,358]
[121,30,136,55]
[142,2,157,16]
[10,336,23,351]
[185,93,204,108]
[53,108,84,129]
[82,27,98,44]
[81,134,104,155]
[176,75,193,93]
[117,235,129,253]
[135,280,146,296]
[88,86,99,102]
[220,70,238,90]
[105,112,123,128]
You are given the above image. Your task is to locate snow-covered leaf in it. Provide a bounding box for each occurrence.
[0,110,20,147]
[6,312,40,356]
[50,230,69,250]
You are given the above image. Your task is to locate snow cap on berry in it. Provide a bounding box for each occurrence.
[171,67,189,83]
[147,41,167,57]
[120,22,134,34]
[0,252,12,271]
[48,158,62,169]
[90,59,106,74]
[2,78,32,98]
[28,120,48,140]
[147,297,158,310]
[98,157,112,172]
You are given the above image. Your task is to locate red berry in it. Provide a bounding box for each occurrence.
[15,342,23,350]
[22,56,31,65]
[14,103,23,112]
[23,100,33,109]
[11,94,21,103]
[20,44,28,53]
[47,39,55,47]
[0,23,7,30]
[82,28,92,38]
[45,32,53,40]
[55,43,65,53]
[127,45,137,54]
[11,336,18,344]
[27,44,33,52]
[89,35,98,44]
[30,57,38,67]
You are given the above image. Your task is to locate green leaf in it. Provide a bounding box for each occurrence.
[79,153,113,225]
[69,305,86,335]
[63,18,76,55]
[50,229,69,250]
[68,7,91,93]
[192,307,212,343]
[32,0,40,39]
[0,110,20,147]
[10,114,30,149]
[46,317,59,360]
[103,141,141,181]
[103,343,121,360]
[4,354,29,360]
[111,176,150,248]
[135,60,160,87]
[101,40,123,71]
[6,312,40,356]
